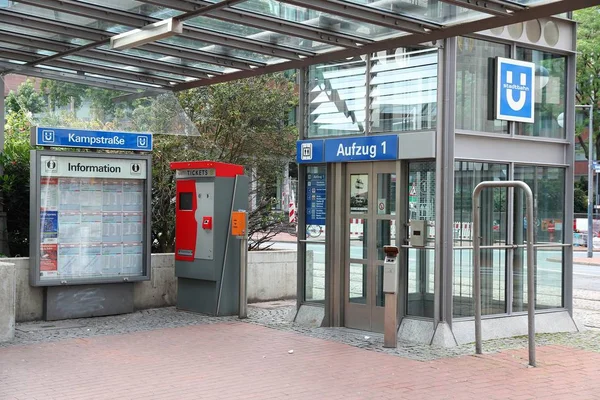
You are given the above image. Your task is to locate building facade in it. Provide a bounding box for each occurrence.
[294,18,577,345]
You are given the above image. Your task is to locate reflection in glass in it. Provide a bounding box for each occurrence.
[513,247,563,311]
[515,49,566,139]
[349,263,367,304]
[407,248,434,317]
[371,48,438,133]
[376,220,395,260]
[349,219,367,260]
[305,243,325,302]
[453,162,508,246]
[308,58,367,137]
[456,38,510,133]
[408,161,436,240]
[376,265,385,307]
[452,248,506,317]
[377,173,396,215]
[350,174,369,214]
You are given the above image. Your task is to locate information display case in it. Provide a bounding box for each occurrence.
[30,150,152,286]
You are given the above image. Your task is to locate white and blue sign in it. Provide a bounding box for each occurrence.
[296,139,325,163]
[496,57,535,123]
[324,135,398,162]
[306,173,326,225]
[36,127,153,152]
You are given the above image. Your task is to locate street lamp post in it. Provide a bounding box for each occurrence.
[576,104,594,258]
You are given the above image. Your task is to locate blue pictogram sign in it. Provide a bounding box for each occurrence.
[35,127,153,152]
[496,57,535,123]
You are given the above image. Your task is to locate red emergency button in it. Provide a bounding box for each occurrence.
[202,216,213,230]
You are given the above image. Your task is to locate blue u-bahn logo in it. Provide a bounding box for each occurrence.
[496,57,535,123]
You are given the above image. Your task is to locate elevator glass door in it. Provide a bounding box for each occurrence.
[344,162,397,332]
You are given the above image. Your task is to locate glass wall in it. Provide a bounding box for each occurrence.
[307,47,438,138]
[407,161,436,318]
[308,57,367,137]
[515,49,566,139]
[304,165,326,302]
[453,162,508,317]
[513,166,565,311]
[370,48,438,133]
[456,37,510,134]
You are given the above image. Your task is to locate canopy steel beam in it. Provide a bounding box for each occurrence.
[10,0,271,71]
[0,30,213,81]
[0,61,157,93]
[0,47,178,87]
[437,0,523,16]
[84,49,216,78]
[278,0,440,33]
[15,0,152,28]
[173,0,595,91]
[1,8,311,61]
[140,42,263,70]
[139,0,369,48]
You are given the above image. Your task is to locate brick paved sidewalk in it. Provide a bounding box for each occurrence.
[1,322,599,400]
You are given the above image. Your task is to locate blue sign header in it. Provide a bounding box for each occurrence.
[297,135,398,164]
[495,57,535,124]
[35,127,153,152]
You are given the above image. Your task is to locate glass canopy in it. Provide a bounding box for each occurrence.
[0,0,578,93]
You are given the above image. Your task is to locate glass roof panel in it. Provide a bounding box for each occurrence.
[160,36,287,65]
[79,0,184,19]
[186,15,338,53]
[96,44,239,74]
[0,24,93,46]
[231,0,398,40]
[341,0,489,25]
[64,55,190,82]
[0,43,55,57]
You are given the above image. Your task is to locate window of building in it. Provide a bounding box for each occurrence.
[370,48,438,133]
[307,47,438,138]
[513,166,565,310]
[515,49,566,139]
[307,57,367,138]
[453,161,508,318]
[407,161,436,318]
[456,37,510,134]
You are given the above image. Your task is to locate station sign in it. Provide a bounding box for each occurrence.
[495,57,535,123]
[34,127,153,152]
[297,135,398,163]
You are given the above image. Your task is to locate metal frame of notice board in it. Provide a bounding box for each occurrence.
[29,150,152,286]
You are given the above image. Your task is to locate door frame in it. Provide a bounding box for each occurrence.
[343,161,400,332]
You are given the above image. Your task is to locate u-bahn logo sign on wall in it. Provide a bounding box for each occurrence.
[495,57,535,123]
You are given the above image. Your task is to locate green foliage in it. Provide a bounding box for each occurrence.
[575,7,600,160]
[0,111,33,256]
[5,79,46,115]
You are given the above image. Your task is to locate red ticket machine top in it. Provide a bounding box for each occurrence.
[170,160,244,177]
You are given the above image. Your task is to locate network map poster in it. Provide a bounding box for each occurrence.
[30,151,152,286]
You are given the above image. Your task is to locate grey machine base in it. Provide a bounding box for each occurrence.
[176,278,239,317]
[44,283,134,321]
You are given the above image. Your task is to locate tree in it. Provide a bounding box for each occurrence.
[5,79,46,115]
[575,7,600,160]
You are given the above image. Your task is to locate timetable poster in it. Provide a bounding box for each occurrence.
[39,174,145,280]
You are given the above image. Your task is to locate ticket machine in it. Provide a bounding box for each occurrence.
[170,161,249,316]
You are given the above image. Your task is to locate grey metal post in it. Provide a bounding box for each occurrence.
[473,181,535,367]
[239,212,249,319]
[588,105,594,258]
[0,77,8,256]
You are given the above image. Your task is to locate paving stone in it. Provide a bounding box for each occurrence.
[3,302,599,362]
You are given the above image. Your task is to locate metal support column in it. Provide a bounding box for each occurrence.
[0,76,8,256]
